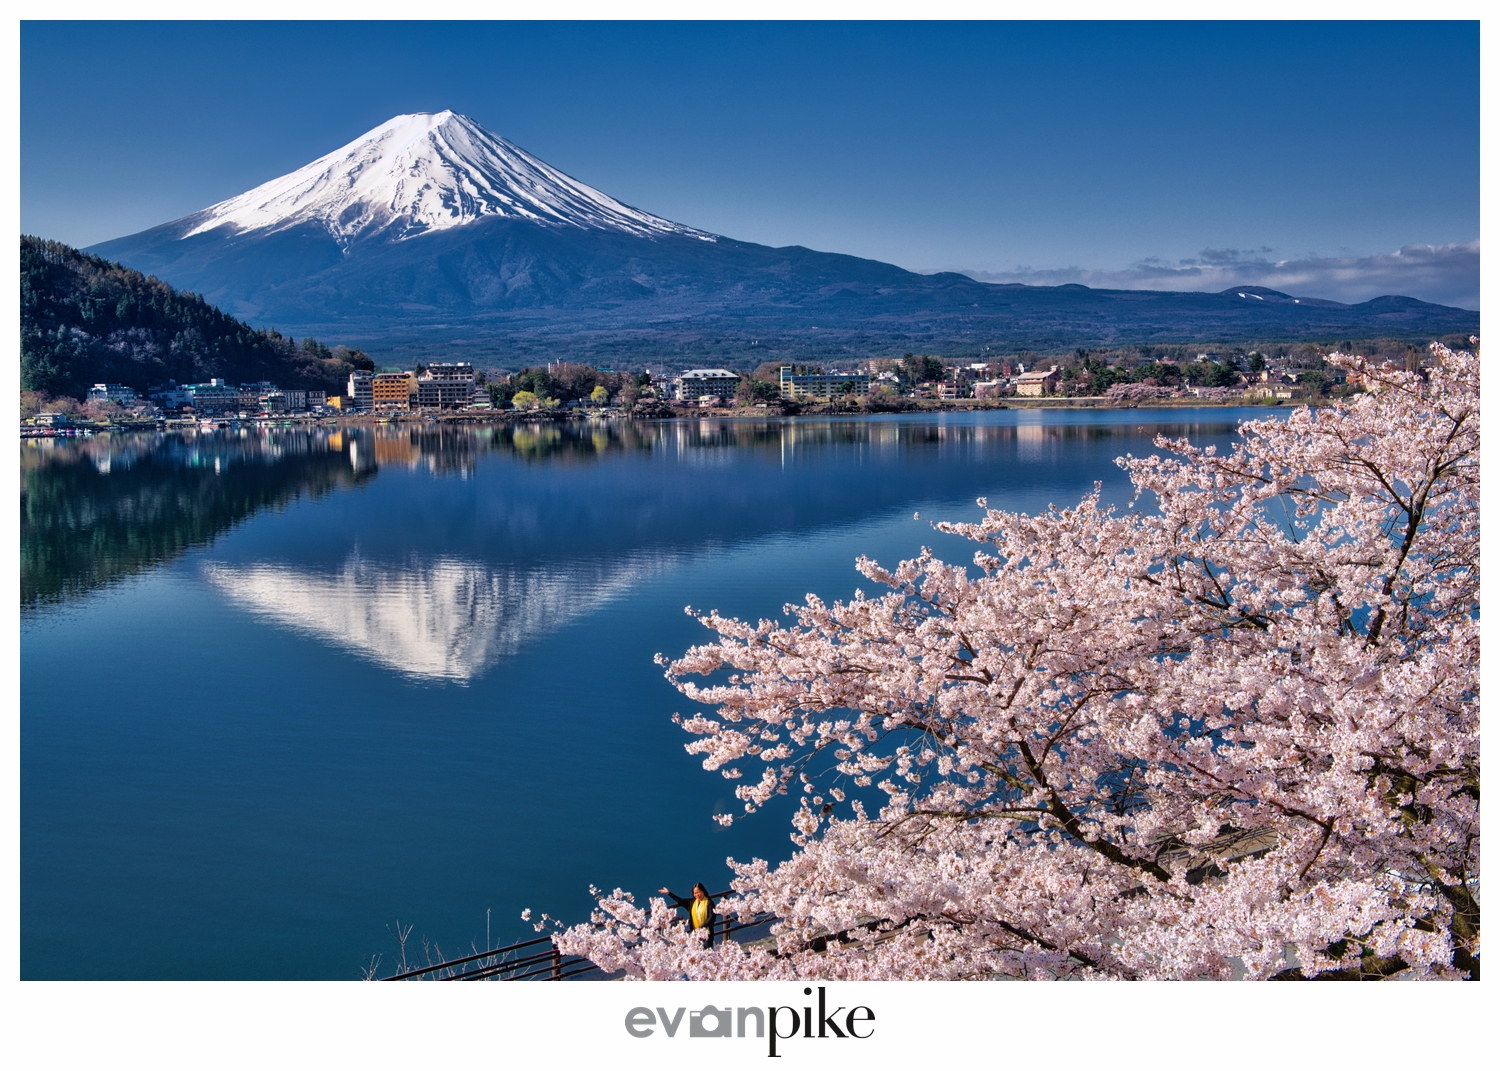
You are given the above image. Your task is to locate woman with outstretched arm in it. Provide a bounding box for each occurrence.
[658,883,716,947]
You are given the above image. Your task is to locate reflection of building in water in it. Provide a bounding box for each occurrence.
[415,428,476,476]
[202,553,667,682]
[1014,421,1049,462]
[348,436,377,475]
[24,427,351,482]
[339,427,480,476]
[373,431,422,468]
[23,429,361,610]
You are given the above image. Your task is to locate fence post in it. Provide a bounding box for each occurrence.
[551,946,562,980]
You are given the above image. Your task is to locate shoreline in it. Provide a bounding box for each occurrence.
[22,394,1317,437]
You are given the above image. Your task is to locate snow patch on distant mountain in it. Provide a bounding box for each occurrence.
[181,110,713,246]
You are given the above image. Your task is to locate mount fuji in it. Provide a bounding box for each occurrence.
[89,111,1477,363]
[170,111,712,247]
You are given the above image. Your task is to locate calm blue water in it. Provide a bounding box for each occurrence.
[21,409,1268,978]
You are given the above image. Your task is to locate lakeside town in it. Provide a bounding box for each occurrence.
[19,339,1443,437]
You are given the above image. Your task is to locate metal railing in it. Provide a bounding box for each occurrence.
[383,934,562,981]
[381,889,776,981]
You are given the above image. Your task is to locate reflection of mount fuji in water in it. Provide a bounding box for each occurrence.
[202,552,666,682]
[25,416,1254,636]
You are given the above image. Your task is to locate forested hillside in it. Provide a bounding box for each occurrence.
[20,235,373,400]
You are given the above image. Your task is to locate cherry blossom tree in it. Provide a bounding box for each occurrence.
[1104,382,1175,403]
[554,342,1479,980]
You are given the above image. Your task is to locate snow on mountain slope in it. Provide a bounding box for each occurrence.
[180,111,713,246]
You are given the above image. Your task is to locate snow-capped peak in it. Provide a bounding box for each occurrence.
[182,111,712,244]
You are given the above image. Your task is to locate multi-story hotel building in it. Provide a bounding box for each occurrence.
[416,363,475,408]
[675,369,740,402]
[184,379,243,412]
[1014,367,1061,397]
[348,371,374,410]
[86,383,139,406]
[372,372,417,409]
[778,367,871,401]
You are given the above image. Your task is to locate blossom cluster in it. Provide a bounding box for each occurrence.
[1104,382,1175,402]
[555,342,1480,980]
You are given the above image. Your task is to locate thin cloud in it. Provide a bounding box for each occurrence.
[951,241,1478,311]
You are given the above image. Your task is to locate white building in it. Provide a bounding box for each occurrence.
[150,386,193,409]
[86,383,138,406]
[416,363,475,408]
[184,379,243,412]
[348,371,374,410]
[676,369,740,402]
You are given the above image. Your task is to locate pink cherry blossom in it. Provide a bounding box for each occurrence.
[554,341,1480,980]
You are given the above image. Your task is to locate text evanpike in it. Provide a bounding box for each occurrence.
[624,986,874,1057]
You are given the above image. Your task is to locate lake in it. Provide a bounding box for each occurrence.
[20,409,1270,979]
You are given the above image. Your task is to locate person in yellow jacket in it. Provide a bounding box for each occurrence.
[658,883,716,947]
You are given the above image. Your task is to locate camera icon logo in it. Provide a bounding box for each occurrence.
[689,1005,732,1038]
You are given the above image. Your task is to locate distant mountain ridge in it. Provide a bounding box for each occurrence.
[87,112,1479,362]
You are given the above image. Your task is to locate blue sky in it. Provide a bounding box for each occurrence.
[21,21,1480,307]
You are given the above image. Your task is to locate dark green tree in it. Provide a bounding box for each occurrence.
[20,236,369,399]
[900,354,944,383]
